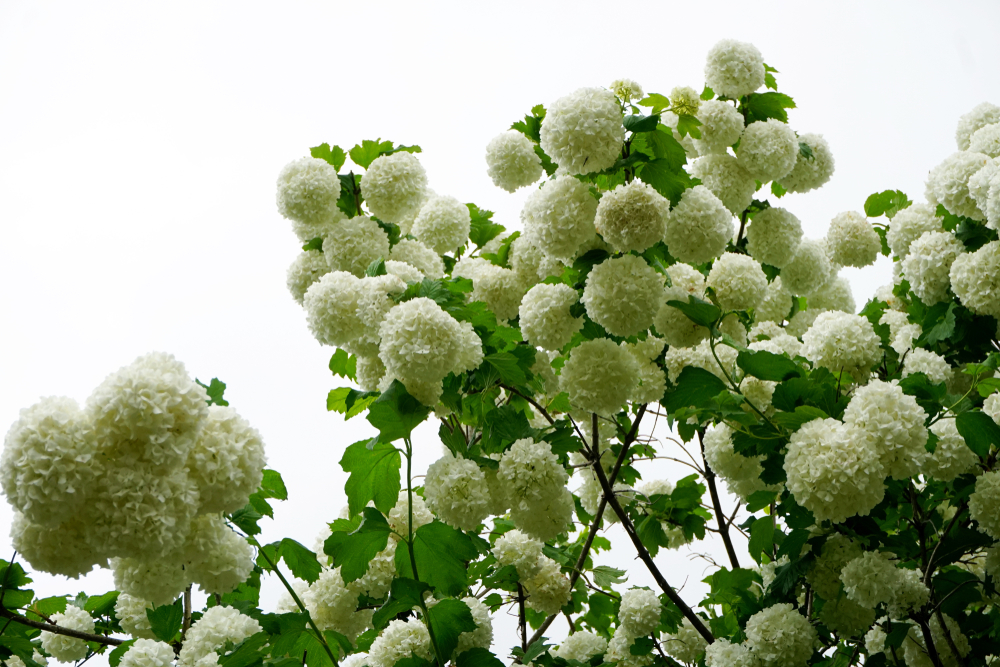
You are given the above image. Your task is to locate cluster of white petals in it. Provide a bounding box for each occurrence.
[744,603,817,667]
[841,552,929,614]
[956,103,1000,150]
[970,123,1000,157]
[886,203,944,259]
[801,311,880,382]
[187,406,265,514]
[779,133,835,193]
[323,216,390,277]
[276,157,342,226]
[367,619,432,667]
[521,175,599,261]
[950,241,1000,318]
[755,278,793,322]
[664,185,734,263]
[737,119,799,183]
[303,567,371,640]
[694,100,744,154]
[551,631,608,662]
[618,588,662,637]
[705,638,754,667]
[901,231,965,305]
[560,339,640,416]
[610,79,644,102]
[360,152,429,224]
[519,283,583,351]
[819,594,875,638]
[386,490,434,539]
[703,424,774,502]
[809,276,855,313]
[304,271,398,356]
[704,40,765,98]
[423,452,490,530]
[825,211,880,268]
[492,529,544,579]
[582,255,663,337]
[806,534,862,600]
[485,131,544,192]
[287,251,331,304]
[970,470,1000,539]
[523,557,571,614]
[178,606,263,667]
[119,640,176,667]
[925,419,979,482]
[594,181,670,253]
[540,87,623,175]
[902,348,952,385]
[116,593,155,639]
[781,239,833,295]
[454,597,493,657]
[746,207,802,269]
[663,618,709,664]
[926,151,991,220]
[411,195,471,254]
[689,154,756,216]
[388,239,445,279]
[41,606,94,662]
[843,379,929,479]
[470,265,524,322]
[706,253,768,311]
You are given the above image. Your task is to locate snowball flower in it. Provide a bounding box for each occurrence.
[970,470,1000,539]
[694,100,744,154]
[41,606,95,662]
[746,207,802,268]
[521,175,599,261]
[843,379,929,480]
[519,283,584,351]
[303,567,370,640]
[182,515,255,595]
[801,311,880,382]
[902,348,952,386]
[819,594,875,638]
[471,265,524,322]
[492,529,544,579]
[663,185,734,263]
[485,130,544,192]
[706,253,768,311]
[784,418,885,524]
[705,638,753,667]
[779,239,833,295]
[582,255,663,337]
[454,597,494,657]
[559,338,639,416]
[901,231,964,305]
[186,405,265,514]
[778,133,835,193]
[523,557,571,615]
[925,418,979,482]
[360,152,429,224]
[120,639,176,667]
[662,618,708,664]
[618,588,661,637]
[411,195,471,254]
[886,203,944,259]
[704,39,765,98]
[806,533,862,600]
[323,215,391,277]
[510,485,574,542]
[689,154,756,216]
[178,606,262,667]
[11,512,105,578]
[950,240,1000,318]
[825,211,880,268]
[808,276,855,313]
[287,251,331,305]
[276,157,341,226]
[116,593,155,639]
[389,239,445,279]
[540,87,624,175]
[970,123,1000,157]
[610,79,644,102]
[926,151,990,220]
[755,277,793,322]
[956,102,1000,150]
[551,632,608,662]
[594,181,670,253]
[304,271,397,356]
[737,119,799,183]
[383,259,423,283]
[744,603,817,667]
[112,555,188,607]
[378,297,483,406]
[387,490,434,539]
[498,438,568,508]
[423,453,491,531]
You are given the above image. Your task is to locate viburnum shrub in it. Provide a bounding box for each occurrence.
[6,38,1000,667]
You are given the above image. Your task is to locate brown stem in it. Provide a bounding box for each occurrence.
[698,431,740,570]
[0,607,123,646]
[916,616,945,667]
[517,583,527,652]
[933,606,964,666]
[182,585,192,637]
[349,171,362,217]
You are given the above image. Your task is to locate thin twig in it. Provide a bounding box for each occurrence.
[699,430,740,570]
[0,608,123,646]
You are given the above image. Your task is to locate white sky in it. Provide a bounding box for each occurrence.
[2,0,1000,662]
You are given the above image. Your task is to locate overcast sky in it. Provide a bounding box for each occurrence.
[2,0,1000,661]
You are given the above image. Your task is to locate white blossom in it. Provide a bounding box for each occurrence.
[825,211,879,268]
[360,152,428,224]
[582,255,663,337]
[287,251,331,305]
[388,239,445,279]
[746,207,802,269]
[519,283,584,351]
[925,418,979,482]
[689,154,756,216]
[801,311,880,382]
[926,151,991,220]
[779,133,835,193]
[737,119,799,183]
[411,195,471,254]
[956,102,1000,150]
[276,157,342,227]
[560,339,639,416]
[843,379,929,479]
[367,619,432,667]
[781,239,833,295]
[694,100,744,155]
[594,181,670,253]
[41,606,95,663]
[950,240,1000,318]
[663,185,734,264]
[323,216,390,278]
[423,453,490,530]
[744,603,817,667]
[704,39,765,98]
[706,253,767,311]
[540,87,624,175]
[521,175,599,261]
[970,470,1000,539]
[887,203,944,259]
[485,130,544,192]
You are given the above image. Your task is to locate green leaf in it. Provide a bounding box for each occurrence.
[109,640,136,667]
[511,106,545,144]
[666,296,721,328]
[771,405,827,431]
[372,578,430,629]
[340,439,402,515]
[955,411,1000,459]
[146,601,183,642]
[623,114,660,133]
[737,349,801,382]
[366,258,387,277]
[764,71,778,90]
[744,92,796,124]
[770,181,787,198]
[483,352,527,386]
[326,387,378,419]
[337,173,362,218]
[592,566,627,588]
[325,508,392,582]
[637,94,671,114]
[349,139,394,170]
[864,190,912,220]
[196,378,229,407]
[630,637,655,656]
[394,278,468,312]
[395,521,478,596]
[366,380,431,443]
[675,114,702,139]
[310,143,347,171]
[329,350,358,382]
[229,504,264,535]
[746,490,778,513]
[662,367,728,413]
[280,539,322,584]
[301,237,324,252]
[885,623,910,650]
[874,226,891,256]
[456,648,506,667]
[480,231,519,269]
[219,632,270,667]
[468,204,505,249]
[700,86,715,101]
[637,157,695,207]
[798,142,814,161]
[83,590,117,617]
[427,598,477,660]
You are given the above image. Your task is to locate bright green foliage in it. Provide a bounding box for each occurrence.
[340,439,401,514]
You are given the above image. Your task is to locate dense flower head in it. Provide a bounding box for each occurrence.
[323,215,390,278]
[523,556,571,615]
[902,348,952,386]
[806,533,862,600]
[663,185,734,263]
[900,231,964,306]
[492,528,544,579]
[287,251,331,305]
[694,100,744,154]
[182,514,255,595]
[521,175,599,261]
[745,206,802,269]
[594,181,670,253]
[510,485,574,542]
[784,418,886,523]
[120,639,176,667]
[744,602,817,667]
[925,418,979,482]
[360,152,429,224]
[378,297,483,406]
[926,151,991,220]
[112,555,189,607]
[519,283,584,351]
[689,154,756,216]
[703,424,773,501]
[663,618,709,664]
[509,235,563,286]
[11,511,106,578]
[388,239,445,279]
[843,379,928,479]
[704,39,765,98]
[540,87,624,175]
[737,119,799,183]
[970,470,1000,539]
[179,606,263,667]
[654,298,709,348]
[411,195,471,254]
[840,551,929,614]
[779,132,835,193]
[116,593,155,639]
[424,452,491,530]
[970,123,1000,157]
[485,130,544,192]
[755,277,793,322]
[956,102,1000,150]
[949,240,1000,318]
[986,172,1000,230]
[551,631,608,662]
[387,490,434,539]
[304,271,397,356]
[886,202,944,259]
[276,157,342,226]
[383,259,423,283]
[801,311,880,382]
[610,79,644,102]
[499,438,568,508]
[819,594,875,638]
[618,588,662,638]
[470,265,524,322]
[808,275,855,313]
[454,596,493,657]
[41,606,94,663]
[186,405,265,514]
[781,239,833,295]
[582,255,663,337]
[303,567,371,640]
[706,252,768,311]
[560,338,640,416]
[825,211,879,268]
[705,638,753,667]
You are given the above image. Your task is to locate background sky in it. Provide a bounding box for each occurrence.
[2,0,1000,662]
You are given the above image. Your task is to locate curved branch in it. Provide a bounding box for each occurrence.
[0,607,123,646]
[698,431,740,570]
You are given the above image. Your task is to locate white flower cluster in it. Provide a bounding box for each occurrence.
[423,452,491,531]
[706,253,767,311]
[116,593,155,639]
[287,251,331,304]
[902,348,952,385]
[485,130,543,192]
[521,175,599,261]
[304,271,402,355]
[411,195,471,254]
[809,275,856,313]
[560,339,639,417]
[926,151,991,220]
[454,597,493,657]
[582,255,664,337]
[694,100,744,155]
[957,103,1000,150]
[703,424,775,502]
[276,157,342,228]
[367,618,433,667]
[519,283,584,351]
[663,617,709,664]
[886,203,944,259]
[594,181,670,253]
[470,265,524,323]
[737,119,799,183]
[386,490,434,539]
[743,603,817,667]
[663,185,734,264]
[970,470,1000,539]
[746,207,802,269]
[388,239,445,279]
[323,216,390,277]
[4,353,262,595]
[551,631,608,662]
[950,241,1000,318]
[801,311,880,382]
[522,557,572,615]
[806,534,862,600]
[689,154,756,216]
[492,529,544,579]
[178,606,263,667]
[925,418,979,482]
[498,438,572,540]
[540,87,624,175]
[119,639,176,667]
[704,39,765,99]
[303,567,373,641]
[40,606,94,662]
[779,133,835,193]
[825,211,879,268]
[781,239,833,295]
[610,79,644,102]
[842,379,928,480]
[840,551,929,615]
[360,152,429,224]
[902,231,965,305]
